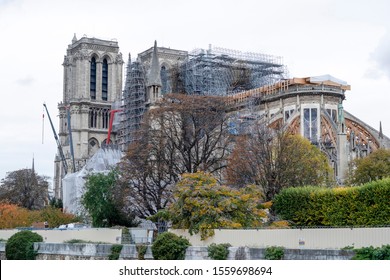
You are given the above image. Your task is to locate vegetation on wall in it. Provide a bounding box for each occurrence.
[272,179,390,226]
[5,231,43,260]
[207,243,231,260]
[136,244,148,260]
[264,246,284,260]
[108,244,123,260]
[352,245,390,260]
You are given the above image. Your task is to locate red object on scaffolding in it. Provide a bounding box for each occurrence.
[107,109,123,144]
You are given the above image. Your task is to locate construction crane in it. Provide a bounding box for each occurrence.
[43,103,69,175]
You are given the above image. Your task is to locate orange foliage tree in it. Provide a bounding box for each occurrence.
[0,203,30,229]
[0,203,79,229]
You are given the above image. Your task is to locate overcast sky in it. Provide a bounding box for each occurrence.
[1,0,389,186]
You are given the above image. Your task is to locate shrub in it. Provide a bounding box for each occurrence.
[353,245,390,260]
[109,244,123,260]
[64,239,88,244]
[5,231,43,260]
[264,246,284,260]
[207,243,231,260]
[34,206,80,228]
[151,232,190,260]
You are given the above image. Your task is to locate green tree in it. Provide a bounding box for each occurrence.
[162,172,266,240]
[227,126,333,200]
[348,148,390,185]
[49,197,63,209]
[81,170,137,227]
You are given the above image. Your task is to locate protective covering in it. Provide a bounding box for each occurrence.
[309,74,347,86]
[62,147,123,214]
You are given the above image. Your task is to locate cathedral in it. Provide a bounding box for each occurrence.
[54,34,390,201]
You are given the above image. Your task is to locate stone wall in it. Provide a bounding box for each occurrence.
[185,246,355,260]
[0,228,122,244]
[0,242,5,260]
[0,242,354,260]
[34,243,154,260]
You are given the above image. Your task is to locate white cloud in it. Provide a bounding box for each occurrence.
[15,76,35,86]
[371,30,390,80]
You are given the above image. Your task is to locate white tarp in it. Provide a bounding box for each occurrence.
[309,74,347,85]
[62,147,123,214]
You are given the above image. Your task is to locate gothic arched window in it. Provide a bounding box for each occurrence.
[102,109,109,129]
[90,57,97,100]
[102,58,108,101]
[303,107,318,143]
[89,108,97,128]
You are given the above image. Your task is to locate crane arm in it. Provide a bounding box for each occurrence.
[43,103,68,175]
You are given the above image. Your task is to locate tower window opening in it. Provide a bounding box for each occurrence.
[90,57,96,100]
[102,58,108,101]
[102,109,109,129]
[89,108,97,128]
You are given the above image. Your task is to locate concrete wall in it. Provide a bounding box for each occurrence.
[185,246,355,260]
[170,227,390,249]
[34,243,154,260]
[0,242,354,260]
[0,228,122,244]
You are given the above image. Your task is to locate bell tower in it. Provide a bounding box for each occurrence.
[53,34,123,199]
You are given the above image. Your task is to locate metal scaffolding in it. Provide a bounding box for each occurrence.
[121,55,146,148]
[121,44,287,149]
[178,45,286,96]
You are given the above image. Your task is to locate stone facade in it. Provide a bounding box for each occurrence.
[54,35,123,198]
[226,76,390,184]
[54,37,390,199]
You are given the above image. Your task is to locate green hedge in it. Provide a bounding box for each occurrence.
[6,231,43,260]
[352,245,390,260]
[272,179,390,226]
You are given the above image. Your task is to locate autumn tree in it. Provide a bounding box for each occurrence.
[0,203,30,229]
[227,124,333,201]
[119,94,233,218]
[347,148,390,185]
[81,170,138,227]
[0,168,48,210]
[0,203,79,229]
[158,172,266,240]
